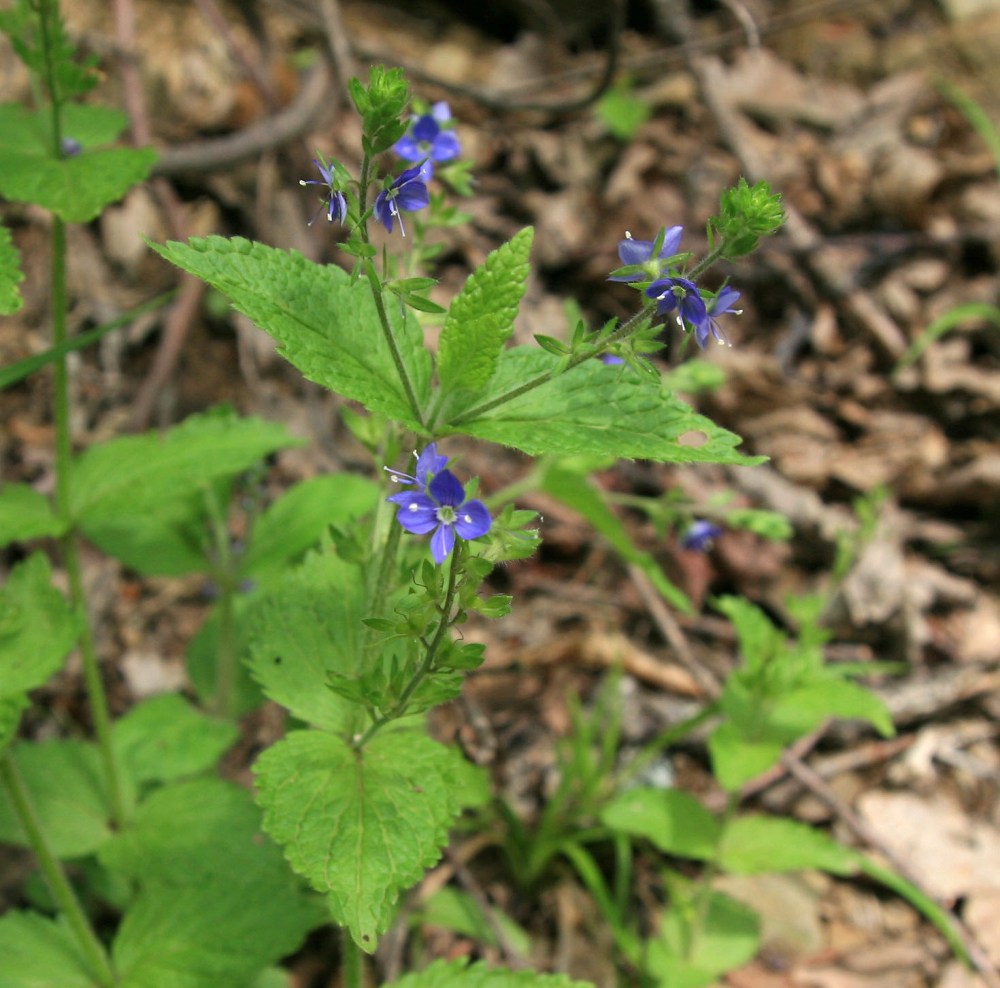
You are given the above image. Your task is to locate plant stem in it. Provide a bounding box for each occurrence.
[352,545,461,750]
[203,484,238,718]
[356,151,424,427]
[341,928,363,988]
[450,308,652,426]
[0,752,117,987]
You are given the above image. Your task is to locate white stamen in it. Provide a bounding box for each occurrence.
[407,503,419,512]
[463,514,472,524]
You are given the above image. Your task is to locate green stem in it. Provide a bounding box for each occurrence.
[0,753,117,987]
[36,0,63,149]
[355,152,424,427]
[685,240,728,281]
[203,485,238,718]
[352,545,461,750]
[687,789,739,963]
[450,307,652,426]
[341,928,363,988]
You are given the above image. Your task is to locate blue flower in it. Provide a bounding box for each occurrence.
[601,353,625,366]
[60,136,83,158]
[608,226,684,282]
[696,286,741,349]
[299,157,348,225]
[374,163,430,235]
[394,101,461,177]
[645,276,707,328]
[388,467,492,564]
[681,520,722,551]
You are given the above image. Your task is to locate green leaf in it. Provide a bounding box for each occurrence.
[0,222,24,315]
[418,888,532,955]
[451,347,762,465]
[601,788,721,860]
[0,696,27,754]
[0,554,81,699]
[246,552,368,732]
[0,911,94,988]
[773,679,895,739]
[539,461,691,613]
[150,237,432,428]
[714,596,782,674]
[707,721,784,792]
[720,816,859,876]
[254,727,462,951]
[0,484,67,545]
[648,884,759,987]
[0,739,115,856]
[0,103,156,223]
[113,694,238,784]
[437,227,532,405]
[386,959,593,988]
[70,406,298,524]
[80,494,210,577]
[103,778,321,987]
[240,473,379,579]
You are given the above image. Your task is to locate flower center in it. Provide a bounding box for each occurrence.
[436,505,457,526]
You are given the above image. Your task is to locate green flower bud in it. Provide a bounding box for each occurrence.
[711,178,784,259]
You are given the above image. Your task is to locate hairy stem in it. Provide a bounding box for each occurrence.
[203,484,238,718]
[0,753,117,987]
[352,545,461,750]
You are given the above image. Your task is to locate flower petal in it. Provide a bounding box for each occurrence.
[658,225,684,258]
[431,101,452,123]
[454,500,492,540]
[387,491,439,533]
[394,134,422,161]
[617,237,654,267]
[429,469,465,508]
[412,115,440,143]
[431,131,461,162]
[430,523,455,564]
[395,182,430,212]
[415,444,448,486]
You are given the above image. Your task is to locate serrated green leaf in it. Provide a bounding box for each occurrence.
[714,596,783,674]
[539,462,691,613]
[150,237,432,429]
[0,911,94,988]
[451,347,762,464]
[246,552,368,732]
[254,727,461,951]
[0,222,24,315]
[387,959,593,988]
[720,815,859,876]
[601,788,721,860]
[70,407,298,524]
[0,739,115,856]
[0,484,67,545]
[0,554,80,699]
[240,473,379,579]
[776,679,894,738]
[113,694,238,784]
[437,227,532,403]
[0,104,155,223]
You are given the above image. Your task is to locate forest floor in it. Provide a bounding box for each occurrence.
[2,0,1000,986]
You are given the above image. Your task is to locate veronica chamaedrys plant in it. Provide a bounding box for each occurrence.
[394,100,462,173]
[139,63,789,987]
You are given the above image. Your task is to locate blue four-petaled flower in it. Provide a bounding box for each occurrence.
[608,226,684,283]
[374,163,430,235]
[386,445,492,564]
[697,286,741,349]
[299,157,348,225]
[394,102,461,178]
[645,276,708,328]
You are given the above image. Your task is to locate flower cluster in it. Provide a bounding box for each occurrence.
[609,229,742,350]
[386,444,492,564]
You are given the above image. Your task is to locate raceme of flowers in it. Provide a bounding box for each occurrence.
[609,228,741,349]
[386,444,492,564]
